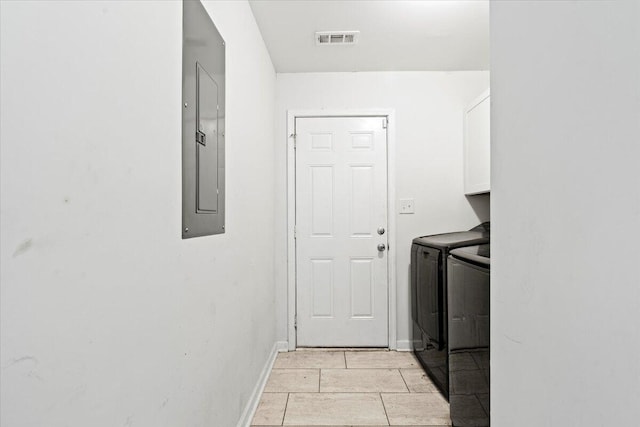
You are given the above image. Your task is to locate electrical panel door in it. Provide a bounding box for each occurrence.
[182,0,225,238]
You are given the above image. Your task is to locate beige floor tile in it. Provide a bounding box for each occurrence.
[283,393,389,425]
[399,369,439,393]
[274,351,346,369]
[265,369,320,392]
[321,368,408,392]
[251,393,288,425]
[381,393,451,425]
[345,351,419,369]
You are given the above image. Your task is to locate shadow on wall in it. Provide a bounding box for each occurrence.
[466,194,490,223]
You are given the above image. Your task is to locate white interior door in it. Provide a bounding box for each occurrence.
[295,116,388,347]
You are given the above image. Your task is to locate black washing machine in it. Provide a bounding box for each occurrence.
[410,223,489,399]
[448,244,490,427]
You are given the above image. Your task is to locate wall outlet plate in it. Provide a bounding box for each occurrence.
[400,198,415,214]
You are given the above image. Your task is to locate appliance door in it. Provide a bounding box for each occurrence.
[448,256,490,351]
[448,255,490,426]
[415,246,443,348]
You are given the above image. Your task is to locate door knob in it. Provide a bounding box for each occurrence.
[377,243,386,252]
[377,227,385,235]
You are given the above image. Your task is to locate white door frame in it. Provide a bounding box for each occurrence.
[286,109,397,350]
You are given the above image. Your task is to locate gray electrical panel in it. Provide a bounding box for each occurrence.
[182,0,225,238]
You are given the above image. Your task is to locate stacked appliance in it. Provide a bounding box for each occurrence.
[410,223,489,402]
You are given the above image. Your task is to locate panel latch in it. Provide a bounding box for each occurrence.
[196,130,206,146]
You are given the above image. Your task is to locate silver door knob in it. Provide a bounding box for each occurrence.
[377,243,386,252]
[377,227,385,235]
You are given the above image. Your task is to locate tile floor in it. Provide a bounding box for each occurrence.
[251,349,451,426]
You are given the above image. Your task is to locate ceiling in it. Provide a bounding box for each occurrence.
[248,0,489,73]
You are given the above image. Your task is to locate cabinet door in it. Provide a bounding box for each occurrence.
[464,90,490,195]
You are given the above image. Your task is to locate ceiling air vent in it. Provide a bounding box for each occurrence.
[316,31,360,46]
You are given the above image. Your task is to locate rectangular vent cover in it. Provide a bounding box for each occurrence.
[316,31,360,45]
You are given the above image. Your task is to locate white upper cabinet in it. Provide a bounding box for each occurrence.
[464,89,490,195]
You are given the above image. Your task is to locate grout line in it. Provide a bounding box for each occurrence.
[280,392,290,426]
[398,368,411,393]
[343,351,347,368]
[329,366,417,369]
[295,348,387,352]
[285,391,397,394]
[379,392,391,426]
[270,367,326,370]
[381,391,432,393]
[318,368,321,392]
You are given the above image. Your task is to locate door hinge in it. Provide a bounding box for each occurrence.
[382,118,388,129]
[294,315,297,329]
[293,226,297,239]
[290,133,297,149]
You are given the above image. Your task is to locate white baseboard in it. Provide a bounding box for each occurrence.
[395,339,418,351]
[236,342,279,427]
[276,341,289,352]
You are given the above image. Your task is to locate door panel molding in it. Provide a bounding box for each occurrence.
[286,110,396,350]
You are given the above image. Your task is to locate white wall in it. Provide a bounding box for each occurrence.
[275,72,490,347]
[0,1,276,426]
[491,1,640,425]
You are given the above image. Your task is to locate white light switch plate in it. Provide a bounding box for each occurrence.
[400,198,415,214]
